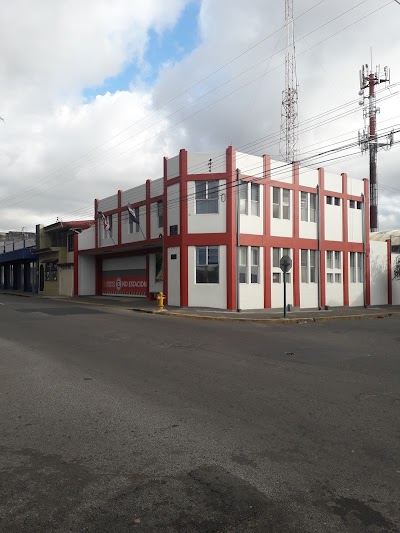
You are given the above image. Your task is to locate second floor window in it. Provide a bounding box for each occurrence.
[273,187,290,220]
[104,215,112,239]
[239,182,260,216]
[195,180,219,214]
[301,192,317,223]
[129,208,140,234]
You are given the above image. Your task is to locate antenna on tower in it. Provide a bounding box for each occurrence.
[358,61,392,232]
[280,0,298,163]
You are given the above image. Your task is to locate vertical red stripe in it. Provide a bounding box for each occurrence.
[146,180,151,240]
[387,239,392,305]
[117,190,122,245]
[293,163,300,308]
[146,254,150,299]
[342,173,349,306]
[263,155,271,309]
[318,168,326,309]
[226,146,237,310]
[73,233,79,296]
[364,178,371,306]
[163,156,169,304]
[95,256,102,296]
[95,198,99,249]
[180,149,189,306]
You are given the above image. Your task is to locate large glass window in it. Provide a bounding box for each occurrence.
[282,189,290,220]
[239,183,247,215]
[273,187,280,219]
[310,251,317,283]
[301,192,308,222]
[301,250,308,283]
[251,183,260,216]
[251,247,259,283]
[195,180,219,214]
[157,201,164,228]
[310,193,317,222]
[239,246,247,283]
[357,252,363,283]
[350,252,356,283]
[196,246,219,283]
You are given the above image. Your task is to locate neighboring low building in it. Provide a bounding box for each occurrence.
[370,229,400,253]
[76,145,379,310]
[35,221,93,297]
[0,233,37,292]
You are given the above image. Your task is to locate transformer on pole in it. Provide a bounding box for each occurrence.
[358,63,393,232]
[280,0,298,163]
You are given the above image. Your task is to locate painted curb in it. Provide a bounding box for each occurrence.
[130,308,400,325]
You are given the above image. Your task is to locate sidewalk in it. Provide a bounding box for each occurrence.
[1,290,399,324]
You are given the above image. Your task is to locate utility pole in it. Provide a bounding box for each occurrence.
[358,63,392,232]
[280,0,298,163]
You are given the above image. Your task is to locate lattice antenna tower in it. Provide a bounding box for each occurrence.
[358,62,392,232]
[280,0,299,163]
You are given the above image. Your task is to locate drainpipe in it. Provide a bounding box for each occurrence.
[317,184,321,309]
[361,193,366,307]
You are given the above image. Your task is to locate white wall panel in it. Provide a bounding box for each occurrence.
[270,158,292,184]
[122,184,146,205]
[324,172,342,193]
[348,209,363,243]
[347,177,365,196]
[188,245,226,309]
[187,180,226,234]
[236,152,263,176]
[299,167,318,188]
[78,255,95,295]
[78,227,95,251]
[150,178,164,198]
[239,248,264,310]
[167,247,180,306]
[98,194,118,212]
[187,151,226,174]
[370,241,388,305]
[167,183,180,236]
[325,204,342,241]
[167,155,180,179]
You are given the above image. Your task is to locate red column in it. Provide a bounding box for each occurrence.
[293,162,300,308]
[263,155,271,309]
[387,239,392,305]
[117,190,122,245]
[163,156,169,304]
[364,178,371,306]
[179,149,188,306]
[146,180,151,241]
[319,168,326,309]
[73,233,79,296]
[226,146,237,310]
[342,173,349,306]
[94,199,99,249]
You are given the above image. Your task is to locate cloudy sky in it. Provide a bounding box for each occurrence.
[0,0,399,233]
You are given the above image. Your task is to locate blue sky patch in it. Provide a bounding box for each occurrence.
[83,1,200,101]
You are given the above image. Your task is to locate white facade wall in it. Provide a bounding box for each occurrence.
[98,193,118,212]
[325,204,342,241]
[299,167,318,188]
[240,183,263,235]
[78,255,95,295]
[167,155,180,179]
[347,177,365,196]
[149,253,163,294]
[392,254,400,305]
[150,178,163,198]
[239,247,264,310]
[236,152,263,177]
[270,158,293,184]
[370,241,388,305]
[348,207,363,243]
[187,151,226,174]
[167,247,180,306]
[122,184,146,205]
[59,267,73,297]
[188,245,227,309]
[167,183,180,236]
[324,172,342,193]
[187,180,226,234]
[121,205,146,244]
[270,189,292,238]
[78,227,95,250]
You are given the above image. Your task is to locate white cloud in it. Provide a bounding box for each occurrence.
[0,0,400,232]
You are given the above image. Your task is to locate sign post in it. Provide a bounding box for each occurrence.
[280,255,292,318]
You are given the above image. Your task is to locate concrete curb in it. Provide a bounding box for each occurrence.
[130,308,400,325]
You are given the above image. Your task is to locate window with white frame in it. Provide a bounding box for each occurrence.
[239,247,260,284]
[196,246,219,283]
[326,250,342,283]
[273,187,290,220]
[157,201,164,228]
[239,183,247,215]
[195,180,219,214]
[272,247,291,283]
[350,252,363,283]
[251,247,259,283]
[129,208,140,234]
[301,250,317,283]
[239,247,247,283]
[302,192,317,222]
[239,182,260,216]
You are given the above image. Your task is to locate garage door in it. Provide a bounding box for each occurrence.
[102,256,147,296]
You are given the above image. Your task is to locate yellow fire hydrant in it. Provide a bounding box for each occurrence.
[157,291,166,311]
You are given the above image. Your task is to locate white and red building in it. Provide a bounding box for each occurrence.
[75,145,397,309]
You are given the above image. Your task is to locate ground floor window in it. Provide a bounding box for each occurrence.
[326,251,342,283]
[301,250,317,283]
[196,246,219,284]
[272,247,291,283]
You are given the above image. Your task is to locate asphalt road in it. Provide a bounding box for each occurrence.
[0,294,399,532]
